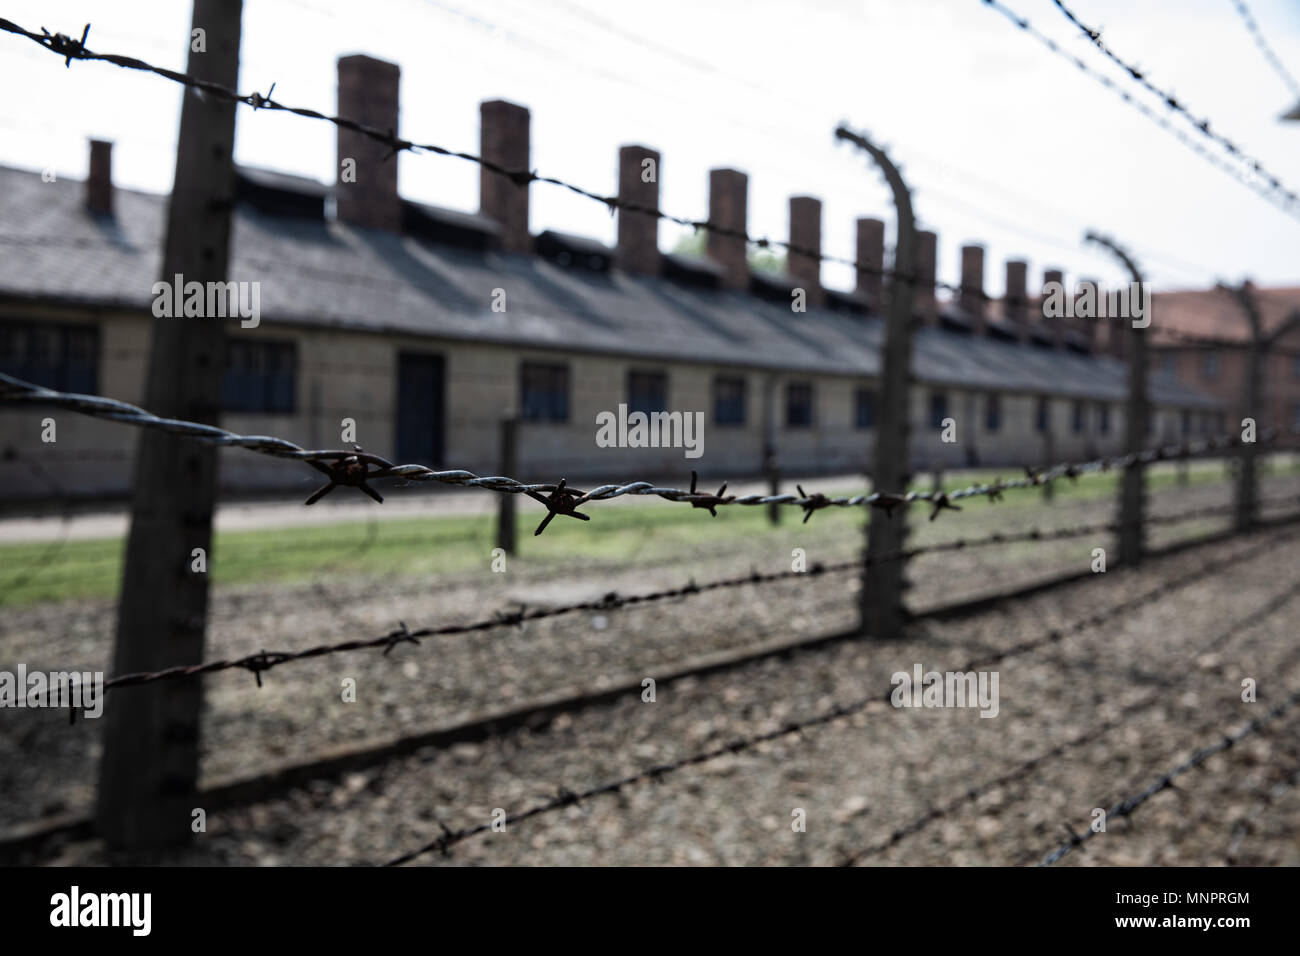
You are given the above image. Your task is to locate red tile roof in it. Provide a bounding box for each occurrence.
[1152,285,1300,344]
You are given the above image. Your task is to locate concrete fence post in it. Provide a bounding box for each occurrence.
[1085,232,1147,567]
[497,414,518,554]
[96,0,243,850]
[836,126,915,640]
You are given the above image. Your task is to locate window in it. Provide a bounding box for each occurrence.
[1072,400,1085,434]
[1293,402,1300,431]
[713,376,746,426]
[1180,409,1191,436]
[1293,356,1300,381]
[1202,353,1220,380]
[1036,396,1050,433]
[929,392,949,430]
[1097,403,1110,435]
[855,388,876,430]
[1160,354,1176,377]
[0,320,98,393]
[520,362,569,422]
[627,370,667,415]
[786,382,813,428]
[984,393,1001,432]
[222,339,295,413]
[1200,412,1211,436]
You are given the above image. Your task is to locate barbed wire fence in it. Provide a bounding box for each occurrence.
[2,10,1299,865]
[1229,0,1300,103]
[381,524,1300,865]
[982,0,1300,218]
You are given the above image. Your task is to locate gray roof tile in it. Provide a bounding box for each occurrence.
[0,164,1218,407]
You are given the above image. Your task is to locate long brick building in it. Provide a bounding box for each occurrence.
[0,54,1221,503]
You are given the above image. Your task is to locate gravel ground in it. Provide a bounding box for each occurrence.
[3,476,1300,865]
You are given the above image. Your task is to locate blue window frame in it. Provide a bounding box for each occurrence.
[786,382,813,428]
[855,388,876,429]
[0,320,98,393]
[929,392,949,430]
[627,370,667,415]
[520,361,569,422]
[223,339,295,413]
[713,376,746,426]
[985,393,1002,432]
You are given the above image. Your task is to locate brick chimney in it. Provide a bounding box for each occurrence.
[907,229,938,323]
[335,55,401,232]
[960,243,985,331]
[86,139,113,216]
[480,99,531,254]
[788,196,823,306]
[706,168,749,290]
[616,145,661,275]
[1004,259,1028,341]
[1076,277,1100,350]
[1042,268,1066,348]
[855,217,884,308]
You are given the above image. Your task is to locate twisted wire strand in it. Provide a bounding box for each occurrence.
[983,0,1300,219]
[94,497,1296,693]
[1038,682,1300,866]
[0,372,1269,522]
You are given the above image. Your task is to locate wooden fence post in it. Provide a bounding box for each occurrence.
[96,0,243,849]
[836,127,915,640]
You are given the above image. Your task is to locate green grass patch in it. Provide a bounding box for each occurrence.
[0,463,1259,608]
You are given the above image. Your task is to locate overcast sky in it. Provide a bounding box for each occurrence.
[2,0,1298,295]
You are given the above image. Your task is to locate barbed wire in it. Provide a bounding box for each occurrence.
[379,522,1299,865]
[1230,0,1300,101]
[982,0,1300,221]
[17,481,1300,602]
[1037,682,1300,865]
[94,511,1207,691]
[0,17,979,302]
[1,372,1274,527]
[840,573,1300,865]
[1226,761,1300,863]
[1051,0,1299,207]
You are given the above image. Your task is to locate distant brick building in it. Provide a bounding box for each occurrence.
[0,54,1220,504]
[1144,286,1300,444]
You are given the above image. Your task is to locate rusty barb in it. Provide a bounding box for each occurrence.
[688,470,735,517]
[304,445,385,505]
[525,478,591,535]
[39,22,90,67]
[796,484,832,524]
[3,372,1287,531]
